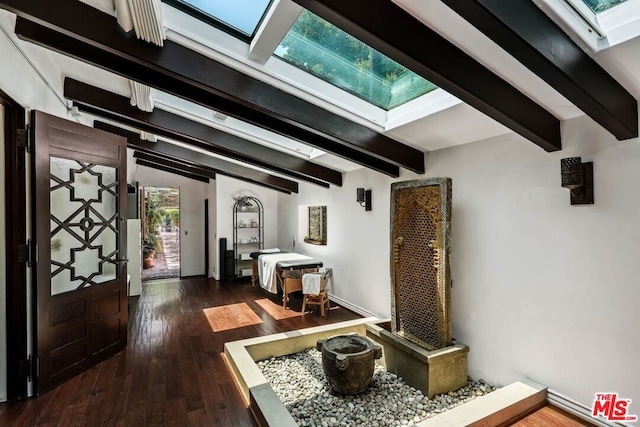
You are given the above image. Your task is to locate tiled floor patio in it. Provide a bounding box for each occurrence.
[142,231,181,281]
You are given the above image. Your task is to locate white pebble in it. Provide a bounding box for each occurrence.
[258,348,497,426]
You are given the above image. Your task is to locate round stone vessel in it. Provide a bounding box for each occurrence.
[316,334,382,394]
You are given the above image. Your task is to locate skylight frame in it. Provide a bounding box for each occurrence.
[535,0,640,52]
[561,0,607,37]
[162,0,274,42]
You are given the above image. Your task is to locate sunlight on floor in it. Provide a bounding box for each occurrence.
[203,302,263,332]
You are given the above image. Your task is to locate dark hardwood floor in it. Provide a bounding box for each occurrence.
[511,405,596,426]
[0,277,362,426]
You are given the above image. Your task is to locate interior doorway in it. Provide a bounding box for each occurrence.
[141,186,181,281]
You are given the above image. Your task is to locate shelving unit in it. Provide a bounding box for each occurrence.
[233,196,264,278]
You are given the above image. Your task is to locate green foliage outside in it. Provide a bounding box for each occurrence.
[278,11,436,110]
[143,188,180,258]
[165,208,180,227]
[142,235,157,256]
[581,0,626,12]
[145,191,165,239]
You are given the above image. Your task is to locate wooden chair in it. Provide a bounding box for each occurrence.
[301,271,330,316]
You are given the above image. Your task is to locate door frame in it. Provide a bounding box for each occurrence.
[204,199,209,277]
[2,90,28,401]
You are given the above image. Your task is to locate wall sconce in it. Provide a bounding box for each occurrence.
[561,157,594,205]
[356,188,372,211]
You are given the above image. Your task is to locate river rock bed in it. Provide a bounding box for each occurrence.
[257,348,497,427]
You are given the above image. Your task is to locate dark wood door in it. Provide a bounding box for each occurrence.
[32,111,128,394]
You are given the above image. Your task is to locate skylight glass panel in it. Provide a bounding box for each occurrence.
[580,0,628,13]
[166,0,272,38]
[275,11,437,110]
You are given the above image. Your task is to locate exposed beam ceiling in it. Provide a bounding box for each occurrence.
[0,0,423,175]
[291,0,562,152]
[135,158,210,183]
[94,121,296,194]
[64,78,338,188]
[133,150,217,181]
[440,0,638,141]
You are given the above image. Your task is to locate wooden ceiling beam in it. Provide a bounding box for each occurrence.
[135,159,210,183]
[94,121,296,194]
[64,78,337,189]
[133,151,216,180]
[2,0,416,175]
[291,0,562,152]
[441,0,638,140]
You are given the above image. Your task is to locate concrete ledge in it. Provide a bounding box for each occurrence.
[250,383,298,427]
[418,380,547,427]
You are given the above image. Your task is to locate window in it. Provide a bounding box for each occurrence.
[275,10,437,110]
[163,0,273,40]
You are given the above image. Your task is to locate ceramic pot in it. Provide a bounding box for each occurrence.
[316,334,382,394]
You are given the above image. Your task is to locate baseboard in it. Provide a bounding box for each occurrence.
[328,294,378,318]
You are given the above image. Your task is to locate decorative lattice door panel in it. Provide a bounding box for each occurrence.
[50,157,119,295]
[390,178,452,350]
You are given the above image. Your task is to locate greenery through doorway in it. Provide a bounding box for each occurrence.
[141,187,181,281]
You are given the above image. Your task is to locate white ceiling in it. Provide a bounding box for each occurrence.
[3,0,640,176]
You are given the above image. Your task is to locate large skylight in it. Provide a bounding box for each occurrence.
[580,0,627,12]
[163,0,272,39]
[275,11,437,111]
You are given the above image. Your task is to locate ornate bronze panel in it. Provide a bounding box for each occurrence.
[390,178,452,349]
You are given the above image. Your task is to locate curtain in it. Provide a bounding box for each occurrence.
[114,0,166,46]
[129,80,154,113]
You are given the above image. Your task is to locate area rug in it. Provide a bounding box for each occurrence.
[254,298,302,320]
[203,302,263,332]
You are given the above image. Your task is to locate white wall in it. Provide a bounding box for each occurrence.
[215,175,280,278]
[130,161,208,277]
[126,219,142,295]
[278,114,640,409]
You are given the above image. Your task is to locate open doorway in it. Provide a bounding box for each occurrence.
[141,186,181,281]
